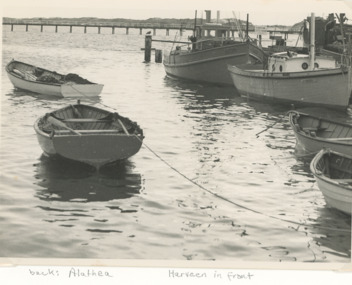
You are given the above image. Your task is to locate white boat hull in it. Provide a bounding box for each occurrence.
[315,177,352,215]
[6,60,104,97]
[310,149,352,215]
[228,65,352,109]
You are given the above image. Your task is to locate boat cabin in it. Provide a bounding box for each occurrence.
[268,51,338,72]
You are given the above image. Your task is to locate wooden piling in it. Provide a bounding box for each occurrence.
[11,24,13,31]
[98,27,101,34]
[166,29,169,36]
[155,49,163,63]
[26,24,28,32]
[140,28,142,35]
[153,28,156,36]
[70,26,72,33]
[144,34,152,62]
[112,27,115,34]
[126,27,129,35]
[55,25,58,33]
[41,25,43,32]
[84,26,87,33]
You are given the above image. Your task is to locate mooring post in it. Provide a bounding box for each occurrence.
[144,34,152,62]
[155,49,163,63]
[112,27,115,34]
[84,26,87,33]
[55,25,58,33]
[26,24,28,32]
[126,27,129,35]
[41,25,43,32]
[70,26,72,33]
[166,29,169,36]
[180,28,183,36]
[153,28,156,36]
[98,27,101,34]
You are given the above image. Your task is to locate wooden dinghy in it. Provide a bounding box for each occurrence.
[6,59,104,97]
[310,149,352,215]
[288,111,352,155]
[34,102,144,168]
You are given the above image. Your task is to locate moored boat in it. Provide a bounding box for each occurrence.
[34,102,144,168]
[6,59,104,97]
[163,11,266,86]
[310,149,352,215]
[227,13,352,109]
[288,111,352,155]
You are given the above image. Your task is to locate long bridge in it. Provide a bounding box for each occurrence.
[2,19,254,36]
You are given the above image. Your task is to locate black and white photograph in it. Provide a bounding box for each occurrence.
[1,0,352,283]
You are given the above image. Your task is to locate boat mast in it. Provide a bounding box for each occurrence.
[309,13,315,70]
[193,10,197,36]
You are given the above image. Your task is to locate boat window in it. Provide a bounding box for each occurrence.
[279,65,283,72]
[314,62,319,68]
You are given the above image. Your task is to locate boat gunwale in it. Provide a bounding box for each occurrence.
[34,103,144,139]
[6,60,100,86]
[310,149,352,191]
[288,111,352,146]
[228,64,350,79]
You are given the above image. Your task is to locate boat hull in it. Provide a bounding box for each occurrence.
[6,60,104,97]
[163,42,265,85]
[228,65,352,109]
[34,104,144,168]
[288,111,352,155]
[310,149,352,215]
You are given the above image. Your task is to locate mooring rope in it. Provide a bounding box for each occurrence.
[73,101,350,233]
[138,138,350,233]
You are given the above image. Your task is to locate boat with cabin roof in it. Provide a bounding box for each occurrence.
[163,10,267,86]
[227,13,352,109]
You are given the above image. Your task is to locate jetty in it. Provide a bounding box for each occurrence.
[2,18,254,36]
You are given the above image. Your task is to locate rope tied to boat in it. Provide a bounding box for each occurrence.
[136,136,350,233]
[255,110,294,138]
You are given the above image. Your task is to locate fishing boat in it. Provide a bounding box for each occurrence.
[6,59,104,97]
[163,11,266,86]
[310,149,352,215]
[34,102,144,168]
[227,13,352,109]
[288,111,352,155]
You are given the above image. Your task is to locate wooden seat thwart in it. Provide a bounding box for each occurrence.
[63,118,111,123]
[53,129,124,134]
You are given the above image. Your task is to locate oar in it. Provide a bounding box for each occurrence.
[117,119,130,135]
[47,116,82,136]
[71,104,82,118]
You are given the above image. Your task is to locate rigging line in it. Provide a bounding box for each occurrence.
[68,84,116,111]
[137,137,350,233]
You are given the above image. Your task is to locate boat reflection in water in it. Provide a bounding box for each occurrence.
[309,206,351,260]
[33,154,142,202]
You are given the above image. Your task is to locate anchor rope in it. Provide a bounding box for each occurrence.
[137,137,350,233]
[76,102,350,233]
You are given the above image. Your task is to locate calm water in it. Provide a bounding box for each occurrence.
[1,25,351,263]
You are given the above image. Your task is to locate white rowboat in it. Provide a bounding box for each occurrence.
[6,59,104,97]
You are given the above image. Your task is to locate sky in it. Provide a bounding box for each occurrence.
[1,0,352,26]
